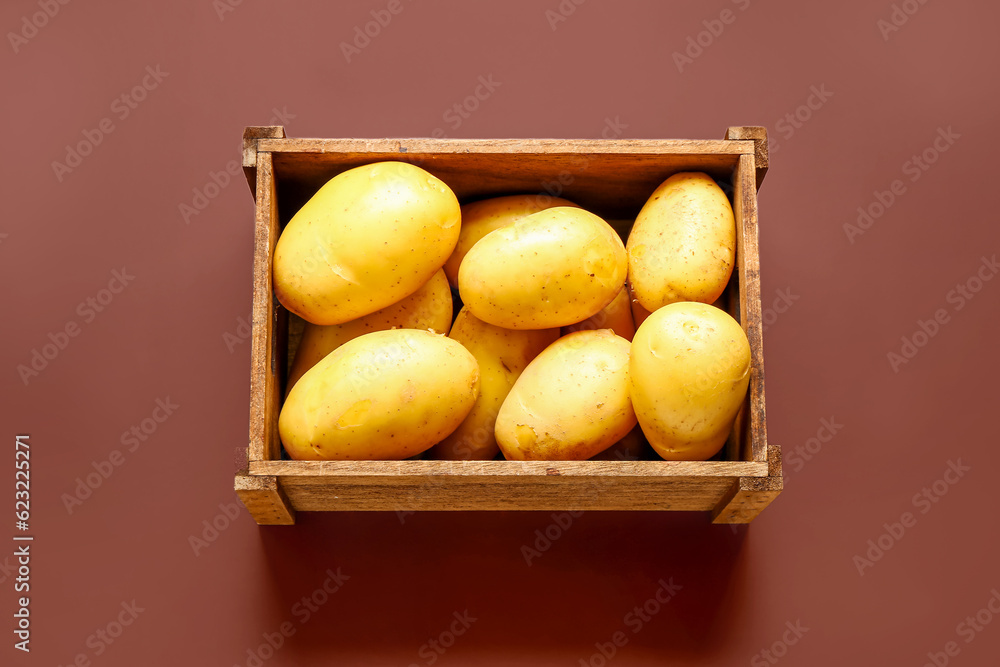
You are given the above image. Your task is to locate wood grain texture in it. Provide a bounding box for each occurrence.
[235,474,295,525]
[251,460,767,516]
[733,152,768,464]
[247,152,284,463]
[726,126,769,190]
[280,476,737,512]
[711,443,782,523]
[258,137,753,155]
[242,126,286,197]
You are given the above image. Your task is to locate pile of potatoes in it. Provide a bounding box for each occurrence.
[273,161,750,462]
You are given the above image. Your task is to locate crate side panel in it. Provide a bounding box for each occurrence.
[249,153,283,463]
[733,153,768,463]
[280,476,736,511]
[260,137,752,156]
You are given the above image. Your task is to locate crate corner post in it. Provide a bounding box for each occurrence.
[235,474,296,525]
[711,443,782,524]
[242,125,286,196]
[725,126,768,190]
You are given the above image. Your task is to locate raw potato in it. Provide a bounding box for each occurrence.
[495,330,636,460]
[279,329,479,460]
[273,161,460,325]
[563,286,636,341]
[630,302,750,461]
[459,207,627,329]
[443,195,579,287]
[627,172,736,310]
[430,308,559,460]
[286,269,453,394]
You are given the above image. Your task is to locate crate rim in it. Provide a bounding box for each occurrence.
[235,125,780,526]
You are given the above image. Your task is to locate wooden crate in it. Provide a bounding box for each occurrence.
[234,126,781,525]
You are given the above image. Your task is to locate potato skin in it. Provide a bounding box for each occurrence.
[563,286,636,341]
[273,161,460,325]
[627,172,736,311]
[459,207,627,330]
[629,302,750,461]
[495,330,636,461]
[443,195,579,287]
[429,308,559,460]
[278,329,479,460]
[286,269,452,394]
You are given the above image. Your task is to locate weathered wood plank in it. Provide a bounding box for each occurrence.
[235,474,295,525]
[248,152,283,463]
[732,151,768,464]
[280,476,737,512]
[258,137,753,155]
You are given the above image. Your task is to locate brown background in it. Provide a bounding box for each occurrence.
[3,0,999,665]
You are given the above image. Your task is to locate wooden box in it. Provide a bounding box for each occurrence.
[234,126,781,525]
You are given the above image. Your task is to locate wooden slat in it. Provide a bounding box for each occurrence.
[250,461,766,514]
[235,474,295,525]
[258,137,754,156]
[249,459,769,478]
[248,152,282,463]
[279,476,737,512]
[242,126,286,196]
[733,152,768,464]
[711,444,782,524]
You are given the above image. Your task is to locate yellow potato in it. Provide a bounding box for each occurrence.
[459,207,627,329]
[630,302,750,461]
[627,172,736,310]
[563,286,635,341]
[273,161,460,325]
[495,330,636,460]
[430,308,559,460]
[286,269,453,394]
[279,329,479,460]
[443,195,579,287]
